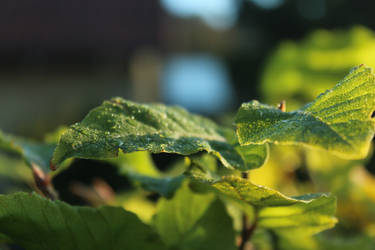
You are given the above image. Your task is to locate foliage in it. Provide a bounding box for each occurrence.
[0,192,166,250]
[256,26,375,249]
[0,63,375,249]
[237,65,375,159]
[261,26,375,109]
[0,131,55,172]
[51,98,268,171]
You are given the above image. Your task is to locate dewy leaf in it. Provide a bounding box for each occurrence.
[0,192,166,250]
[190,174,337,235]
[52,98,268,170]
[153,182,236,250]
[236,65,375,159]
[0,130,55,172]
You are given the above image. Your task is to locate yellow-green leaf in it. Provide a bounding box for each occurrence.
[153,182,236,250]
[236,65,375,159]
[190,174,337,236]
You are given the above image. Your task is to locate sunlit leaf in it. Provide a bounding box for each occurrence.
[52,98,268,170]
[258,194,336,235]
[189,173,337,235]
[117,191,157,223]
[153,182,215,245]
[0,192,165,250]
[112,151,160,177]
[236,65,375,159]
[153,182,236,250]
[181,199,236,250]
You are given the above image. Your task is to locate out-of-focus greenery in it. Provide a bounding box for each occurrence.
[261,26,375,110]
[251,26,375,249]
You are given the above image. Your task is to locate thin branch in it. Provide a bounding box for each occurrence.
[238,172,258,250]
[31,164,58,200]
[238,211,258,250]
[269,230,280,250]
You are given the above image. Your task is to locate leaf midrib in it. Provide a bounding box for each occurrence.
[71,126,228,143]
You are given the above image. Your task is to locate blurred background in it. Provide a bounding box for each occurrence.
[2,0,375,138]
[2,1,375,249]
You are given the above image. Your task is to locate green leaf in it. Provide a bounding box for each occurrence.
[186,154,232,183]
[153,182,236,250]
[180,199,237,250]
[109,151,184,197]
[112,151,160,177]
[235,144,269,170]
[153,182,215,246]
[0,192,165,250]
[213,176,333,207]
[128,173,185,198]
[0,130,55,172]
[258,194,336,235]
[52,98,268,170]
[189,174,337,235]
[236,65,375,159]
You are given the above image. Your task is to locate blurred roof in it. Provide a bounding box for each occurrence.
[0,0,162,49]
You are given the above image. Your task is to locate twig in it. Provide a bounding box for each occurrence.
[238,172,257,250]
[31,164,58,200]
[269,230,279,250]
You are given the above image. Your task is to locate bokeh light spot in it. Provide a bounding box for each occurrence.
[161,55,234,114]
[160,0,238,30]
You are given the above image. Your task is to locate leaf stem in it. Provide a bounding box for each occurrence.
[31,164,58,200]
[269,230,280,250]
[238,172,257,250]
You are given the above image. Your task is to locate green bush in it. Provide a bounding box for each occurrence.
[0,64,375,249]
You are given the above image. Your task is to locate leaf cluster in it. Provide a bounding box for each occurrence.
[0,65,375,249]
